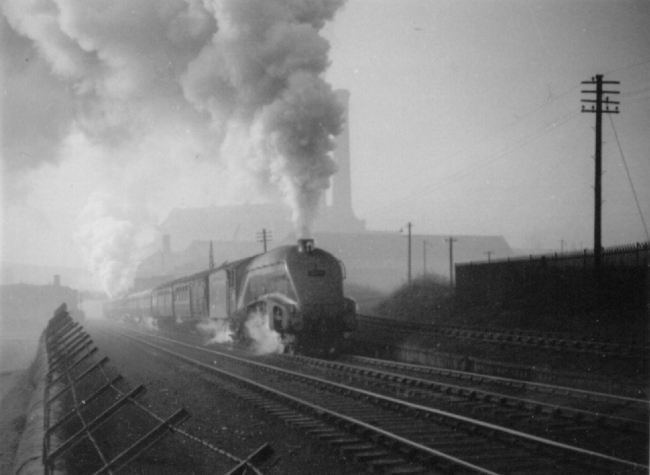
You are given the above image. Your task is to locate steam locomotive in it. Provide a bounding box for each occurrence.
[104,239,358,355]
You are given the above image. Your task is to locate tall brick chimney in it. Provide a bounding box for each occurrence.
[162,234,171,255]
[333,90,354,215]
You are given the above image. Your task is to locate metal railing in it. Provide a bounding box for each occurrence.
[461,241,649,269]
[42,306,272,474]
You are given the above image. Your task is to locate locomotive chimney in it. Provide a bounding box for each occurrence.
[297,239,315,253]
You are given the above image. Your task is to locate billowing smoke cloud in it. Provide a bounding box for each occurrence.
[0,17,75,175]
[181,0,345,236]
[257,72,342,236]
[74,193,158,298]
[2,0,345,292]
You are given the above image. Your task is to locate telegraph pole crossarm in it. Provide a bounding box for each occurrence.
[256,229,273,253]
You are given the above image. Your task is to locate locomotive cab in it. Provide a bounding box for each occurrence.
[297,238,315,253]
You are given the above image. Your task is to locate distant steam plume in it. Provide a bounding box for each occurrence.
[73,193,158,298]
[2,0,345,292]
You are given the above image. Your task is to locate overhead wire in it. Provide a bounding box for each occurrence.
[357,57,649,228]
[603,58,650,76]
[364,82,582,202]
[607,114,650,241]
[619,86,650,99]
[424,110,582,194]
[362,107,581,219]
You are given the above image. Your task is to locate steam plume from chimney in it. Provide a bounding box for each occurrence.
[182,0,345,237]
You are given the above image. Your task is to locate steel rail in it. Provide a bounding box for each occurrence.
[372,315,646,346]
[108,324,648,473]
[357,314,649,356]
[143,327,647,402]
[289,354,647,432]
[105,325,499,475]
[343,355,648,405]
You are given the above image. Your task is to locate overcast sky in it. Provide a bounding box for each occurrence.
[1,0,649,290]
[324,0,650,250]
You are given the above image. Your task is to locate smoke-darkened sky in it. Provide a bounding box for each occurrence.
[1,0,345,295]
[1,0,649,293]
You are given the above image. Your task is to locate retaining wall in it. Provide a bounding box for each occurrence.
[12,333,48,475]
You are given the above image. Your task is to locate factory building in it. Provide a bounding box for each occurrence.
[133,90,513,296]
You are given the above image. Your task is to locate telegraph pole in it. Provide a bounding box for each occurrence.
[581,74,619,279]
[446,237,457,286]
[407,223,412,284]
[484,251,493,263]
[209,240,214,269]
[256,228,272,253]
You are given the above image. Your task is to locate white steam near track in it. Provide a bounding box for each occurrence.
[245,311,285,355]
[2,0,345,297]
[198,319,234,345]
[198,311,284,355]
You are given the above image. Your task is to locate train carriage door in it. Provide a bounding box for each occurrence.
[188,283,193,318]
[209,271,227,319]
[192,279,206,319]
[226,269,236,315]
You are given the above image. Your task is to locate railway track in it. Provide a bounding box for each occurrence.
[279,354,648,434]
[97,321,648,475]
[356,314,649,358]
[339,354,648,416]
